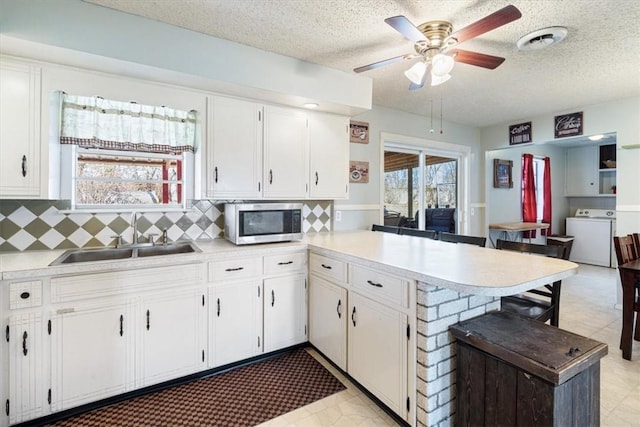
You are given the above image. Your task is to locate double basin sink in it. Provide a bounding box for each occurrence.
[49,241,201,266]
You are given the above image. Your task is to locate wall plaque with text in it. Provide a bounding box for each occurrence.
[509,122,532,145]
[554,112,583,138]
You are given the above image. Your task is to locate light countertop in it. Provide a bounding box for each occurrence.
[0,231,578,297]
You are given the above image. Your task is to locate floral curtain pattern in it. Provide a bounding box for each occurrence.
[60,94,197,153]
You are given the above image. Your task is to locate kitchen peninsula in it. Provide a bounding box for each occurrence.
[0,231,578,427]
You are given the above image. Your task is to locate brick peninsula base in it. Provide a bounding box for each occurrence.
[416,282,500,426]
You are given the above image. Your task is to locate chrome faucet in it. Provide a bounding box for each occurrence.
[131,212,139,245]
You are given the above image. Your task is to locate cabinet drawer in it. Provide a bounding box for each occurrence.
[349,265,409,309]
[210,257,262,282]
[309,253,347,283]
[264,251,307,275]
[9,280,42,309]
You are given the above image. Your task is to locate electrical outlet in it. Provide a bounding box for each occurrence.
[335,210,342,222]
[471,207,475,216]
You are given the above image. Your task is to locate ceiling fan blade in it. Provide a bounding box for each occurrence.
[353,53,419,73]
[448,5,522,45]
[385,15,425,43]
[409,65,431,90]
[451,49,505,69]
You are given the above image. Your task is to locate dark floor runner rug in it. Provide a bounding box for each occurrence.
[48,349,346,427]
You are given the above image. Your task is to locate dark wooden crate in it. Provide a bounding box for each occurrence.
[451,311,607,427]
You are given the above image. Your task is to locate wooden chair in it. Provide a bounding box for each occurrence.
[371,224,400,234]
[439,232,486,247]
[399,228,438,239]
[496,239,566,327]
[613,235,640,345]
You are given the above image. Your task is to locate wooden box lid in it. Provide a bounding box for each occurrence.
[450,311,608,385]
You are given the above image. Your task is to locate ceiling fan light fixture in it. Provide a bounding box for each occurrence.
[404,61,427,85]
[431,53,455,76]
[431,73,451,86]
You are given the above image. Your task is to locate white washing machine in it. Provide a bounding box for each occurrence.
[566,209,616,267]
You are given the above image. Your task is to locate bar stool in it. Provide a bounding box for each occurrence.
[613,235,640,359]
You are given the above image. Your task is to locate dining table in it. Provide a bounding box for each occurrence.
[488,221,550,246]
[618,258,640,360]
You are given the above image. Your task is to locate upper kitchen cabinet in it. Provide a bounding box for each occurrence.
[0,58,42,198]
[308,112,349,199]
[565,143,616,197]
[207,96,263,199]
[263,105,309,199]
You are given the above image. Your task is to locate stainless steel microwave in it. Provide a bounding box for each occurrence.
[224,203,303,245]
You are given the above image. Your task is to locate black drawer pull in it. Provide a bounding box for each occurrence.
[321,264,332,270]
[351,306,357,327]
[20,291,30,299]
[214,166,218,183]
[21,155,27,177]
[119,315,124,336]
[217,298,220,317]
[337,299,342,318]
[146,310,150,330]
[22,331,28,356]
[271,290,275,307]
[278,261,293,265]
[367,280,383,288]
[225,267,244,272]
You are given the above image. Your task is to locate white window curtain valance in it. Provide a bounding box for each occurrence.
[60,93,197,153]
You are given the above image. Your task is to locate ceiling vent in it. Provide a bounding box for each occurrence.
[517,27,567,51]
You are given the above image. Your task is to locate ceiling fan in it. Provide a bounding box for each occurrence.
[354,5,522,90]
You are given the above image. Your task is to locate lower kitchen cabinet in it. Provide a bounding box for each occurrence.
[348,292,408,417]
[139,289,207,387]
[263,274,307,352]
[50,301,135,412]
[308,275,347,370]
[7,312,44,425]
[210,280,263,367]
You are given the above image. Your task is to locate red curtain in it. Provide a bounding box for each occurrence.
[542,156,552,236]
[522,154,537,238]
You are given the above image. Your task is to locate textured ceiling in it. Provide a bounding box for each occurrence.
[83,0,640,127]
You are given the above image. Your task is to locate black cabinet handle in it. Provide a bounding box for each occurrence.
[315,172,319,186]
[22,331,28,356]
[5,325,8,342]
[146,310,150,331]
[20,291,30,299]
[367,280,383,288]
[21,155,27,177]
[225,267,244,272]
[271,290,275,307]
[277,261,293,265]
[214,166,218,183]
[337,299,342,318]
[119,315,124,336]
[351,306,357,327]
[269,169,273,184]
[321,264,332,270]
[217,298,220,317]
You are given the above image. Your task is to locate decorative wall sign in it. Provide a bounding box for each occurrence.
[509,122,532,145]
[554,112,583,138]
[493,159,513,189]
[349,120,369,143]
[349,160,369,183]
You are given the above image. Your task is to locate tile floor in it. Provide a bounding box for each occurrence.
[259,263,639,427]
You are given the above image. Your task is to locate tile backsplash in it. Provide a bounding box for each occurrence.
[0,200,332,252]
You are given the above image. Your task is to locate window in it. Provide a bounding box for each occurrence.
[533,157,545,221]
[58,93,197,210]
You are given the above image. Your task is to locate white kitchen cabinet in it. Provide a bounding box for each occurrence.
[207,96,263,199]
[308,112,349,199]
[0,58,42,198]
[139,289,206,387]
[50,301,135,411]
[7,312,44,425]
[210,280,262,367]
[308,275,347,370]
[263,105,309,199]
[263,274,307,352]
[348,291,408,418]
[565,145,598,196]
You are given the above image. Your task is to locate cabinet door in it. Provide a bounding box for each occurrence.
[139,289,206,387]
[565,146,597,196]
[208,96,262,199]
[210,280,262,367]
[263,106,309,199]
[7,312,44,424]
[348,292,408,418]
[263,274,307,352]
[308,112,349,199]
[51,302,134,411]
[308,275,347,370]
[0,59,41,198]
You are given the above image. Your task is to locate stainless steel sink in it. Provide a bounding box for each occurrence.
[49,242,201,265]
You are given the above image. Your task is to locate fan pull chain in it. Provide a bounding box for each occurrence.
[440,96,444,134]
[429,99,434,133]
